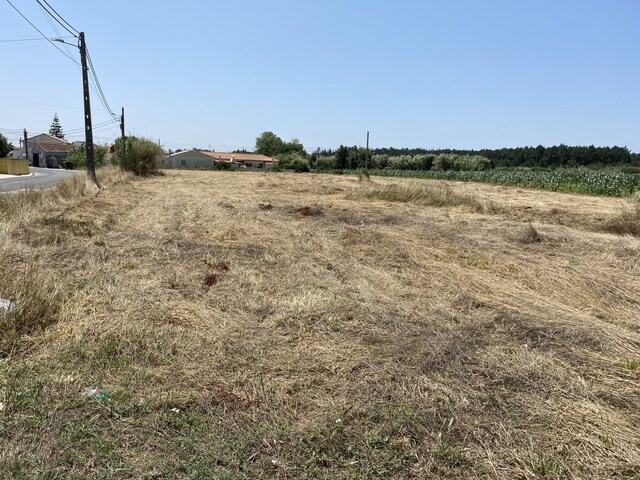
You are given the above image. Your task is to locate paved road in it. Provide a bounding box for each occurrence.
[0,167,81,193]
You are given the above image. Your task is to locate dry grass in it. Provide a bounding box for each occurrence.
[352,181,485,212]
[1,170,640,478]
[599,200,640,237]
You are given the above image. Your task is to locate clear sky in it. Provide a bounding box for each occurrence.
[1,0,639,152]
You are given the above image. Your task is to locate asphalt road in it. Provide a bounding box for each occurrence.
[0,167,81,193]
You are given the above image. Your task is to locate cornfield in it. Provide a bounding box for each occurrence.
[355,169,640,197]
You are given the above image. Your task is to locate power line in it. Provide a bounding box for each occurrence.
[65,118,118,135]
[35,0,79,38]
[0,94,82,110]
[86,48,119,120]
[4,0,79,66]
[37,0,75,61]
[33,1,115,117]
[0,36,74,42]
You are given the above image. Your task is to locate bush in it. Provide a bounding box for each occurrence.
[114,136,164,176]
[315,156,338,171]
[66,143,107,169]
[214,161,232,170]
[279,153,310,172]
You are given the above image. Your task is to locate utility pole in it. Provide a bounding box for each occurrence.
[120,107,125,164]
[120,107,125,141]
[79,32,98,186]
[23,129,29,165]
[366,131,370,170]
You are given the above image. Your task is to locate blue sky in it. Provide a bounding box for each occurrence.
[1,0,639,152]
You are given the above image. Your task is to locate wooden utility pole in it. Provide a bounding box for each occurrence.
[366,131,370,169]
[79,32,98,186]
[23,129,29,164]
[120,107,125,141]
[120,107,125,163]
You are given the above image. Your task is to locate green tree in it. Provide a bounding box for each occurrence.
[48,113,65,139]
[0,133,14,158]
[335,145,349,169]
[283,138,306,156]
[255,131,285,157]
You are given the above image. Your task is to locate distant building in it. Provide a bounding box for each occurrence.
[159,149,277,170]
[11,133,73,167]
[204,151,277,170]
[159,149,214,169]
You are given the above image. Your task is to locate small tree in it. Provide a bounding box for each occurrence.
[255,131,285,157]
[48,114,65,139]
[114,136,163,176]
[0,133,13,158]
[66,143,107,169]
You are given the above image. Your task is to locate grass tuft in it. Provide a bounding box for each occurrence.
[0,264,61,356]
[599,201,640,236]
[517,223,543,243]
[353,182,485,211]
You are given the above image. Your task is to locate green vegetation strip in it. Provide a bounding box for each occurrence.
[347,169,640,197]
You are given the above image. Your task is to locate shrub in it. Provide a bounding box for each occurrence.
[279,153,310,172]
[114,136,164,176]
[214,161,232,170]
[66,143,107,169]
[315,156,338,171]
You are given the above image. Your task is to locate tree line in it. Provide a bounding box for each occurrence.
[346,144,638,169]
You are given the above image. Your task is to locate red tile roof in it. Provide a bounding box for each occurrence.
[29,133,71,144]
[203,151,274,162]
[37,142,74,153]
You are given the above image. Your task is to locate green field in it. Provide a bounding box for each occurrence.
[349,169,640,197]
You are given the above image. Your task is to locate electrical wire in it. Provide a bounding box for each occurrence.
[4,0,79,65]
[64,119,119,135]
[34,0,118,118]
[37,0,75,62]
[5,1,124,139]
[35,0,79,38]
[0,94,82,110]
[0,36,74,42]
[86,48,119,120]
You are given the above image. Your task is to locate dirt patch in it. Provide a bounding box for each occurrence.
[295,206,324,216]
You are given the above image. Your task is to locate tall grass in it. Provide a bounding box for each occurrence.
[600,196,640,236]
[0,166,132,221]
[0,264,61,356]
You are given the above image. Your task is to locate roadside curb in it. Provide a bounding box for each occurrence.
[0,172,36,180]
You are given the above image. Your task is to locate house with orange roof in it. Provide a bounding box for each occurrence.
[160,149,277,170]
[202,151,277,170]
[12,133,73,168]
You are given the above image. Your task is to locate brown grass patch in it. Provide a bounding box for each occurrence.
[599,202,640,237]
[352,182,486,212]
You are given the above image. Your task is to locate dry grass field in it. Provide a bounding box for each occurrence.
[1,168,639,479]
